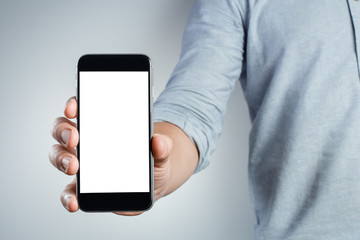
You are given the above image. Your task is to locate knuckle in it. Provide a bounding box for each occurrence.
[49,144,59,166]
[51,117,77,143]
[51,117,67,139]
[50,144,68,170]
[60,190,66,202]
[66,96,76,105]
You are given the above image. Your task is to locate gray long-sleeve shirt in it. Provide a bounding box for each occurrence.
[154,0,360,238]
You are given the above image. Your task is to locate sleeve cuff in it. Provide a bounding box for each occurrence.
[153,107,210,174]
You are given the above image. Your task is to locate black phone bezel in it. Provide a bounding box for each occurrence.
[76,54,153,212]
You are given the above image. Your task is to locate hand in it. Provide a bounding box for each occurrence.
[49,96,173,216]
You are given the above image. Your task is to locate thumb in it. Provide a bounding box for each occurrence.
[152,133,172,162]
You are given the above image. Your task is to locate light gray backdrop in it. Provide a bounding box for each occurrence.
[0,0,256,239]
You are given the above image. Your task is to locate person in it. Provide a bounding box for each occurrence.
[49,0,360,238]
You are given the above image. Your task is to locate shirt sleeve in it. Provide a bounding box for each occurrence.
[154,0,246,173]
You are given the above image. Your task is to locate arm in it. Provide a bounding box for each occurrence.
[154,0,246,173]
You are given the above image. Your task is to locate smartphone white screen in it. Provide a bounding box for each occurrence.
[79,71,149,193]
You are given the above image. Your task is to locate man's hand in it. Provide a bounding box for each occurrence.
[49,96,176,216]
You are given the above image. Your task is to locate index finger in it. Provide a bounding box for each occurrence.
[64,96,77,119]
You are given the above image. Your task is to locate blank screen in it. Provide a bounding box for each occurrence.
[79,71,149,193]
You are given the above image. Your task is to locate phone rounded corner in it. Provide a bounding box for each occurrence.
[77,205,98,213]
[78,54,90,62]
[77,54,93,69]
[141,198,155,212]
[138,54,151,67]
[78,204,87,213]
[140,53,151,61]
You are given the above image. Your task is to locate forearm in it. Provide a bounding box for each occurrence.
[154,121,199,198]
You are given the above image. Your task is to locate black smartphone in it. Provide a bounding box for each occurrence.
[76,54,153,212]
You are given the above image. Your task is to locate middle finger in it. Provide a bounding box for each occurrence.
[49,144,78,175]
[51,117,78,149]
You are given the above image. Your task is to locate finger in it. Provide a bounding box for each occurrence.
[60,179,79,212]
[113,211,144,216]
[64,96,77,119]
[152,134,172,162]
[51,117,79,149]
[49,144,78,175]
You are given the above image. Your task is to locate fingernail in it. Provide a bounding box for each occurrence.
[61,129,71,146]
[62,156,71,172]
[64,195,72,211]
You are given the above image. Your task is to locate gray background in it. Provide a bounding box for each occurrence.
[0,0,256,239]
